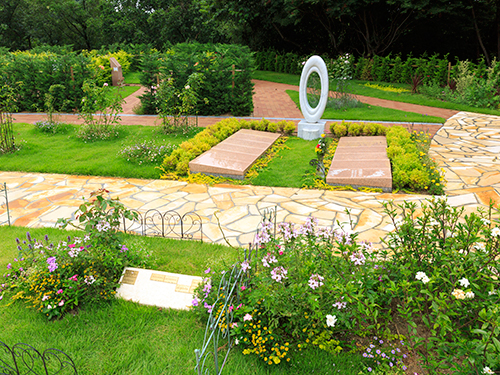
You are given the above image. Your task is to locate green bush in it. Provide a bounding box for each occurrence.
[0,51,92,112]
[193,200,500,373]
[139,43,254,116]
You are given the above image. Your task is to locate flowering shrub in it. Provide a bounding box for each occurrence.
[77,80,123,142]
[155,72,206,134]
[2,191,151,319]
[119,141,177,165]
[194,198,500,373]
[382,198,500,373]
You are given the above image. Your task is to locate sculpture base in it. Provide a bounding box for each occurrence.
[297,120,326,140]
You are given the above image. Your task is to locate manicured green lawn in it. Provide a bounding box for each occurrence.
[0,225,373,375]
[123,72,142,85]
[250,137,317,188]
[286,90,445,123]
[108,85,140,100]
[2,123,201,179]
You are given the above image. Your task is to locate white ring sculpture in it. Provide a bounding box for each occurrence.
[299,56,329,123]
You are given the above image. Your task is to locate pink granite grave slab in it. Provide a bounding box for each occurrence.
[189,129,281,179]
[326,136,392,192]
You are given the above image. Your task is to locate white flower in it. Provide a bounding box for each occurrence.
[481,218,490,225]
[492,227,500,237]
[473,242,486,252]
[458,278,470,288]
[482,367,494,374]
[465,291,475,299]
[234,338,239,345]
[326,314,337,327]
[184,85,190,90]
[416,272,430,284]
[489,290,497,296]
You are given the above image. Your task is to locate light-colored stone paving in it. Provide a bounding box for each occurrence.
[430,111,500,207]
[1,111,499,251]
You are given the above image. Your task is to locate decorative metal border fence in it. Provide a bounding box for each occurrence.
[0,341,78,375]
[194,208,276,374]
[119,208,203,241]
[0,182,10,226]
[194,245,258,375]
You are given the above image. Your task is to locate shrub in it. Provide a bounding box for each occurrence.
[77,80,123,142]
[194,199,500,373]
[2,190,151,319]
[331,122,347,137]
[139,43,254,116]
[0,51,92,112]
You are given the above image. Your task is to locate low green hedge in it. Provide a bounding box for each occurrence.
[329,121,444,194]
[159,118,295,177]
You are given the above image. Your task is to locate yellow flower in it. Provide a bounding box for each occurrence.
[321,133,326,138]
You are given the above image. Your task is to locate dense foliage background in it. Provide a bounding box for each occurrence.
[1,0,499,63]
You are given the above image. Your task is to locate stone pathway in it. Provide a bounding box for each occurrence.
[430,111,500,206]
[1,111,499,250]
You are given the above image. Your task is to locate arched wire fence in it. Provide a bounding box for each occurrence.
[118,208,203,241]
[194,207,277,374]
[0,182,10,226]
[0,341,78,375]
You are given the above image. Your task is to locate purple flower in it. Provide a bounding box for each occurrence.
[6,263,11,270]
[204,267,211,274]
[192,298,199,307]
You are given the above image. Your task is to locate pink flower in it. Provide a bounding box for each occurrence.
[69,244,76,248]
[241,285,247,291]
[243,314,252,321]
[103,83,108,87]
[279,251,284,255]
[236,303,242,310]
[69,275,78,281]
[56,289,63,294]
[58,300,64,306]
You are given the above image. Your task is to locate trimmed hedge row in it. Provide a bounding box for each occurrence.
[0,51,93,112]
[254,50,492,87]
[159,118,295,177]
[140,43,254,116]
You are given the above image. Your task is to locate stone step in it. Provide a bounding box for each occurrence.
[115,267,202,310]
[326,136,392,192]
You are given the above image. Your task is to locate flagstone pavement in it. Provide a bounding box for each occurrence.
[1,111,499,249]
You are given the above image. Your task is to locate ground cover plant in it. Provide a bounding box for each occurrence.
[0,122,199,179]
[193,199,500,374]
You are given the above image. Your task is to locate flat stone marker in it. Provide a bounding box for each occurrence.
[189,129,280,179]
[326,136,392,192]
[115,267,202,310]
